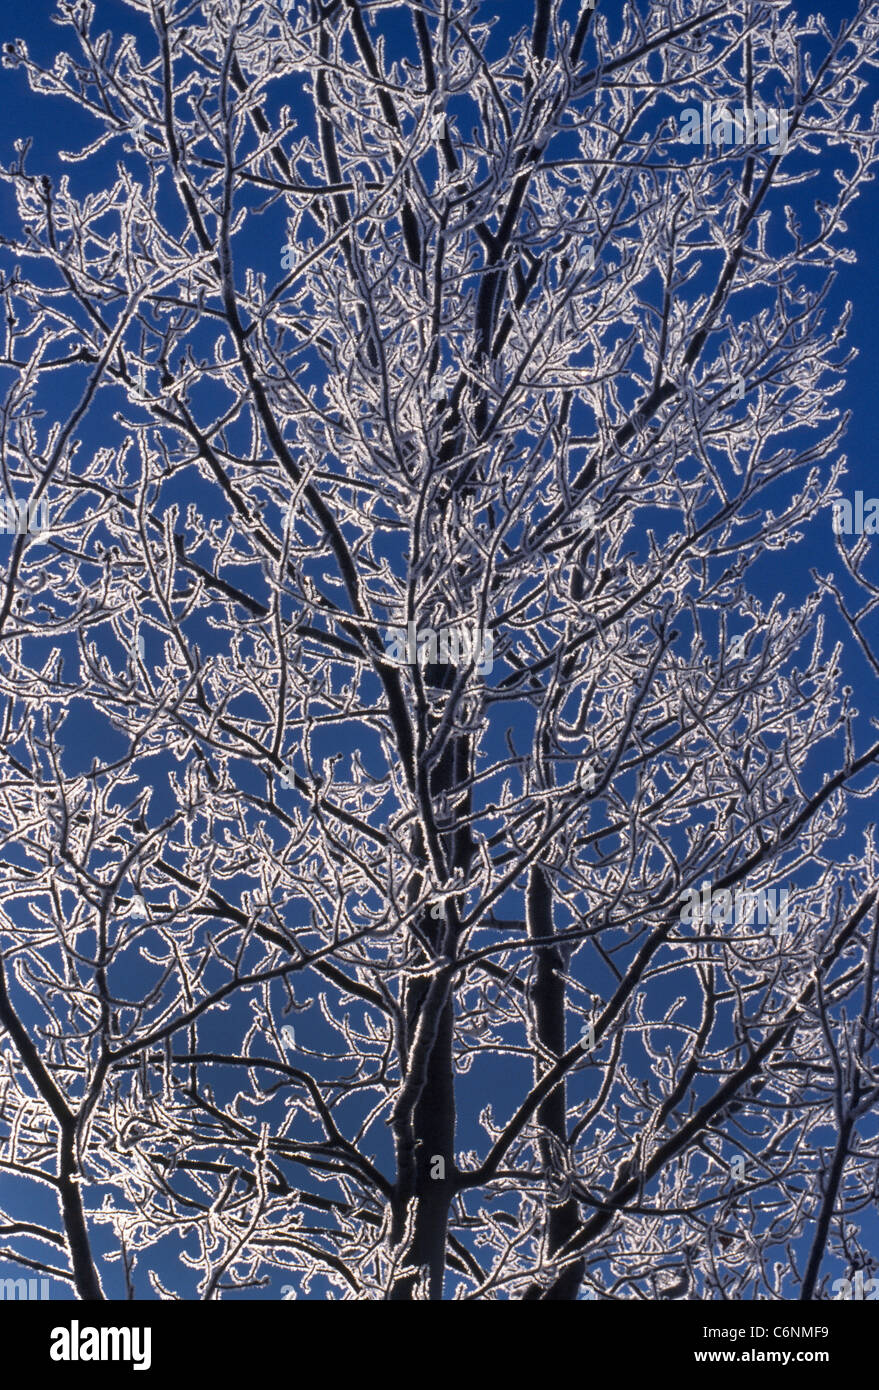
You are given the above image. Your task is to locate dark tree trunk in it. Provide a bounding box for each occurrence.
[523,864,585,1299]
[388,979,456,1299]
[388,666,464,1299]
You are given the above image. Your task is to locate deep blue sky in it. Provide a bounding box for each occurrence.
[0,0,877,1301]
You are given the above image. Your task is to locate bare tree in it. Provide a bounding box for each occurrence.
[0,0,878,1301]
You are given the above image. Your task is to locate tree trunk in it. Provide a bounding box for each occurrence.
[388,979,455,1299]
[523,864,585,1299]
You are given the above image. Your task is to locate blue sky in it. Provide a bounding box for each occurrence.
[0,0,877,1301]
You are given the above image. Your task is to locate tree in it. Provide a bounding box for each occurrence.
[0,0,878,1301]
